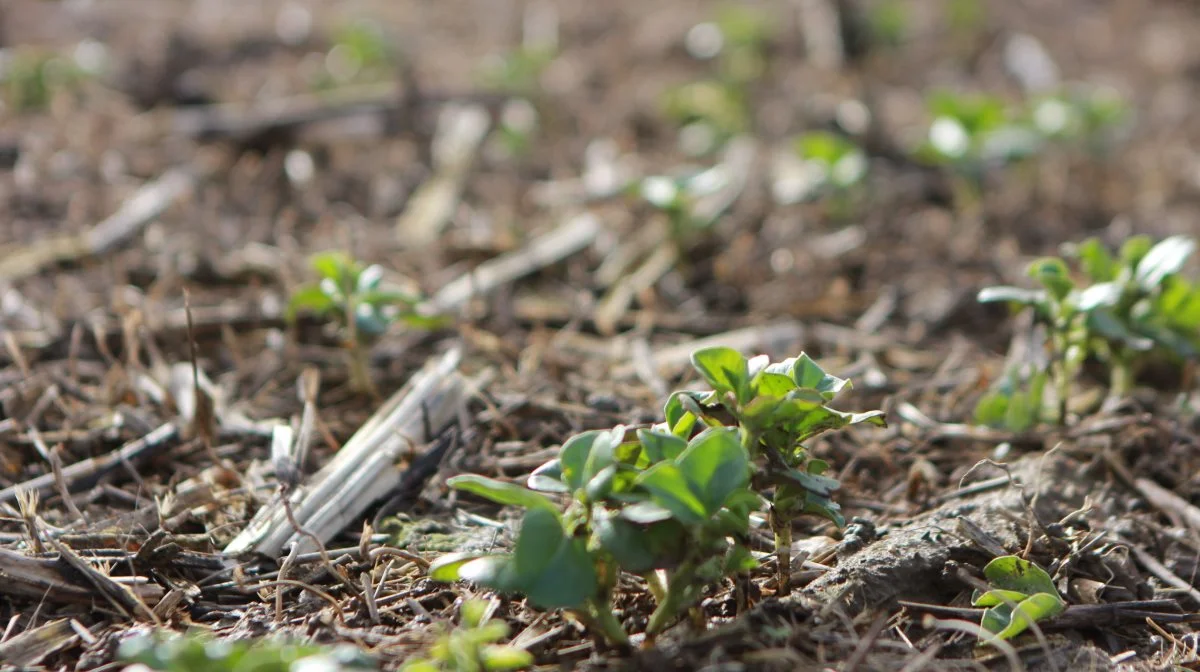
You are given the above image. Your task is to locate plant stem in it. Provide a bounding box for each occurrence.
[770,506,792,596]
[582,600,629,647]
[1109,354,1134,400]
[646,562,695,635]
[346,345,375,397]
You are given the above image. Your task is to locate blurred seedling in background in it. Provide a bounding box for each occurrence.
[287,252,446,395]
[866,0,910,49]
[772,131,869,217]
[118,631,377,672]
[972,556,1065,645]
[978,236,1200,421]
[400,599,533,672]
[0,42,106,113]
[916,91,1042,202]
[663,5,773,156]
[636,166,731,247]
[1027,86,1131,156]
[312,19,397,89]
[973,367,1048,432]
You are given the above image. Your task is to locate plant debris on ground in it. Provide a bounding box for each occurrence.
[2,1,1200,671]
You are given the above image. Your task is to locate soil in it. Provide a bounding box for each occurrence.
[2,0,1200,670]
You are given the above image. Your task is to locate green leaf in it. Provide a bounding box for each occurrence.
[311,251,355,282]
[527,459,569,492]
[981,556,1059,597]
[690,346,752,405]
[1027,257,1074,301]
[619,500,676,524]
[977,285,1048,307]
[584,464,619,502]
[1073,238,1116,282]
[447,475,560,515]
[356,289,420,308]
[1135,236,1195,291]
[790,354,850,400]
[558,430,610,492]
[780,468,841,497]
[428,552,490,582]
[972,588,1032,608]
[1075,282,1122,311]
[1086,310,1154,351]
[752,371,797,398]
[594,511,658,573]
[510,508,597,609]
[663,391,701,438]
[995,593,1065,640]
[287,285,338,321]
[973,391,1010,428]
[1119,235,1153,269]
[636,463,707,525]
[637,428,687,464]
[479,645,534,671]
[675,427,751,515]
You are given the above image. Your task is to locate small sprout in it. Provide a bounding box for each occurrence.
[0,47,91,113]
[778,131,868,206]
[117,631,377,672]
[288,251,446,395]
[971,556,1065,644]
[315,19,397,88]
[399,599,533,672]
[867,0,909,48]
[973,369,1048,432]
[635,166,730,245]
[477,46,557,96]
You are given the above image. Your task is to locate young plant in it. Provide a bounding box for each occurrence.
[779,131,868,214]
[400,599,532,672]
[312,19,398,89]
[287,252,445,395]
[477,46,557,97]
[980,236,1200,415]
[636,166,730,246]
[668,347,886,595]
[916,92,1042,194]
[972,555,1065,644]
[1028,86,1130,156]
[973,368,1048,432]
[117,631,376,672]
[430,423,758,645]
[1,48,91,112]
[665,6,772,156]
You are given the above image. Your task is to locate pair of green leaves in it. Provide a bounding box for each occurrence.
[972,556,1065,643]
[118,633,376,672]
[973,369,1048,432]
[287,251,445,341]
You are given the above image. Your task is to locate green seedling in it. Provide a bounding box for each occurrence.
[665,6,773,156]
[636,166,730,246]
[917,92,1042,184]
[971,555,1065,644]
[287,251,445,394]
[314,19,397,88]
[400,599,532,672]
[431,424,758,645]
[117,631,376,672]
[1028,87,1130,156]
[973,368,1048,432]
[979,236,1200,418]
[1,48,91,112]
[669,347,885,595]
[786,131,869,214]
[477,46,556,96]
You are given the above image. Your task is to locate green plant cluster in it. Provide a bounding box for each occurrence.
[918,88,1129,177]
[977,235,1199,426]
[429,348,883,645]
[788,131,869,205]
[312,20,398,89]
[400,599,532,672]
[973,555,1065,643]
[117,632,376,672]
[661,6,773,156]
[287,251,445,393]
[2,49,91,112]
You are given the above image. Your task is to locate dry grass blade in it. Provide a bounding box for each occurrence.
[223,347,466,557]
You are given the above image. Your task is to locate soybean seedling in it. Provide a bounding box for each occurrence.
[979,236,1200,418]
[971,555,1065,644]
[117,631,377,672]
[400,599,532,672]
[667,347,885,595]
[431,423,758,645]
[287,251,445,395]
[781,131,869,215]
[312,19,398,89]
